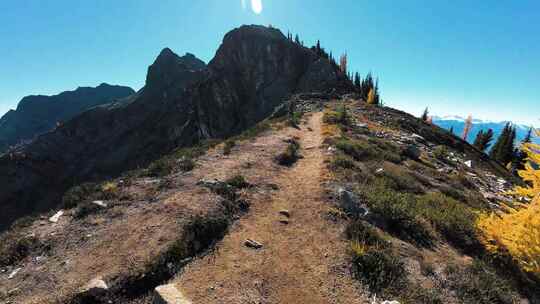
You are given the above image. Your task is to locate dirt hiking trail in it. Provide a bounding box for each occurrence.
[173,112,367,304]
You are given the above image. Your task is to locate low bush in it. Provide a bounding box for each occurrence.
[178,157,196,172]
[415,192,480,251]
[351,247,406,293]
[101,181,119,199]
[380,162,424,194]
[330,153,357,170]
[445,261,520,304]
[433,145,449,161]
[0,233,41,267]
[223,140,236,155]
[62,183,99,209]
[335,138,377,161]
[225,175,250,189]
[356,183,434,247]
[276,139,301,166]
[323,105,350,126]
[146,157,175,177]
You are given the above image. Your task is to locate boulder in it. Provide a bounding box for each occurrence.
[338,188,369,217]
[401,144,421,160]
[154,284,191,304]
[79,277,108,298]
[49,210,64,223]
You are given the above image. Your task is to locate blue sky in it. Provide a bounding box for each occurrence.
[1,0,539,126]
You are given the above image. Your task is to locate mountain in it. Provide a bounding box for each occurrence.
[0,25,351,231]
[0,83,135,152]
[1,25,538,304]
[432,115,538,146]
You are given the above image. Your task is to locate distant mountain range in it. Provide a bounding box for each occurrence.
[0,83,135,152]
[432,115,538,146]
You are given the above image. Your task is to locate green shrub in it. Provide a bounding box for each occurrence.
[276,139,301,166]
[62,183,99,209]
[323,106,350,126]
[415,193,480,250]
[335,138,377,161]
[147,157,175,177]
[223,140,236,155]
[225,175,250,189]
[346,220,388,248]
[356,183,434,247]
[352,248,406,293]
[74,201,104,219]
[331,154,357,170]
[433,145,449,161]
[0,233,41,267]
[289,111,303,127]
[445,261,520,304]
[380,162,425,193]
[178,157,196,172]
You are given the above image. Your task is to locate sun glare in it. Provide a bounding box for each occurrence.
[251,0,263,14]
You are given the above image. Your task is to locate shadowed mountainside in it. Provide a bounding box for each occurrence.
[0,83,135,152]
[0,25,352,231]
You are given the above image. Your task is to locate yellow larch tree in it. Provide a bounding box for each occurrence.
[477,129,540,277]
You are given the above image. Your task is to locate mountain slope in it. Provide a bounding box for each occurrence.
[0,25,350,231]
[1,97,536,304]
[0,83,135,152]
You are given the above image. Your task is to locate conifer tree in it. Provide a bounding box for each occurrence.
[490,123,517,166]
[294,34,300,44]
[449,126,454,134]
[354,72,361,89]
[421,107,429,122]
[473,129,494,152]
[339,53,347,75]
[366,88,377,105]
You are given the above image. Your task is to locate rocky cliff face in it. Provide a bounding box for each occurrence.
[0,84,135,152]
[0,25,352,230]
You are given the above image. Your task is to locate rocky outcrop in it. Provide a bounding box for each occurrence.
[0,25,352,230]
[0,83,135,152]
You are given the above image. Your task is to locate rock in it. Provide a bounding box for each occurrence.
[154,283,191,304]
[244,239,263,249]
[279,210,290,217]
[80,277,108,298]
[401,144,421,160]
[279,219,290,225]
[49,210,64,223]
[375,168,384,174]
[92,200,107,208]
[381,301,400,304]
[8,267,21,279]
[464,160,473,168]
[338,188,369,217]
[356,123,368,128]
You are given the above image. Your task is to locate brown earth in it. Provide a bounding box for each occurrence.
[171,112,368,304]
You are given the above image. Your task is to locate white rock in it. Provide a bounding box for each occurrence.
[375,168,384,174]
[81,277,108,297]
[464,160,472,168]
[154,283,191,304]
[8,267,21,279]
[92,200,108,208]
[49,210,64,223]
[381,301,400,304]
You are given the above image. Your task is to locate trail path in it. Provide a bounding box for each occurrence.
[174,112,367,304]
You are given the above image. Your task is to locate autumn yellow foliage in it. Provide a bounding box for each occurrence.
[477,137,540,277]
[366,88,376,105]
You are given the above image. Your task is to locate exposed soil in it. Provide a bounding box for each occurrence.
[170,112,368,304]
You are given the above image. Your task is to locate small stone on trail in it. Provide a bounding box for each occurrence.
[8,267,21,279]
[279,210,290,217]
[279,219,290,225]
[244,239,263,249]
[49,210,64,223]
[154,283,191,304]
[464,160,472,168]
[92,200,107,208]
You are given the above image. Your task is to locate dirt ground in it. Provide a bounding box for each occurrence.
[171,112,369,304]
